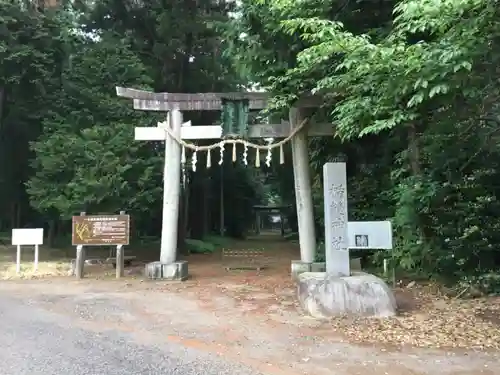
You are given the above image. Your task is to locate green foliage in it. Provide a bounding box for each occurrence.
[6,0,500,296]
[228,0,500,293]
[202,235,231,247]
[186,236,238,254]
[458,273,500,296]
[185,238,216,254]
[225,163,266,238]
[271,0,493,139]
[82,0,263,240]
[0,1,68,228]
[315,242,325,263]
[26,33,160,219]
[283,232,299,241]
[84,0,240,93]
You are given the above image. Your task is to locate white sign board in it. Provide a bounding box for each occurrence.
[348,221,392,249]
[11,228,44,246]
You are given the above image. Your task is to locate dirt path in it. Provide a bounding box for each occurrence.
[0,279,497,375]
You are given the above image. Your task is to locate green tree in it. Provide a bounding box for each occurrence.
[80,0,267,240]
[0,1,67,229]
[225,0,500,288]
[26,33,164,241]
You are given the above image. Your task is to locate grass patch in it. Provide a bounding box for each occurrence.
[0,261,71,279]
[283,232,299,241]
[202,235,232,247]
[185,239,216,254]
[185,235,237,254]
[0,244,72,279]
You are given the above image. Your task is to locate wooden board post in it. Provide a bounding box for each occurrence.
[115,210,126,278]
[34,244,39,271]
[75,212,86,279]
[72,212,130,279]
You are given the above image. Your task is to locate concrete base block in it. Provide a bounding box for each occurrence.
[310,262,326,272]
[291,260,312,280]
[297,271,396,318]
[145,261,188,281]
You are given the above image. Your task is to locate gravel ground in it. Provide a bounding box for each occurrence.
[0,291,262,375]
[0,279,498,375]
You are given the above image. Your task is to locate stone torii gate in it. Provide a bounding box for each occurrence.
[116,87,334,280]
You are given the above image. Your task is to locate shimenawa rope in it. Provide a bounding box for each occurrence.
[160,117,309,170]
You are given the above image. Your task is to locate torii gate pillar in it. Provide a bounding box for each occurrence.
[116,87,331,281]
[160,109,182,265]
[142,109,188,281]
[289,107,316,264]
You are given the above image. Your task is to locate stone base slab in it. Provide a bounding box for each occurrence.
[297,271,397,318]
[291,260,312,280]
[145,261,188,281]
[291,258,362,280]
[291,261,325,281]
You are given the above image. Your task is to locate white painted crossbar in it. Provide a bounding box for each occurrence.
[135,120,334,141]
[135,124,222,141]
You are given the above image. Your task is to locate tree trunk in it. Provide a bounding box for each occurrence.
[10,202,16,229]
[188,170,205,239]
[204,174,211,235]
[408,123,421,175]
[47,219,56,247]
[177,167,190,256]
[0,87,5,127]
[408,122,434,242]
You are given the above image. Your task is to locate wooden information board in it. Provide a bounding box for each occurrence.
[72,215,130,246]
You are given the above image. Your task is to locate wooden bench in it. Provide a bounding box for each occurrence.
[105,255,136,269]
[221,249,267,271]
